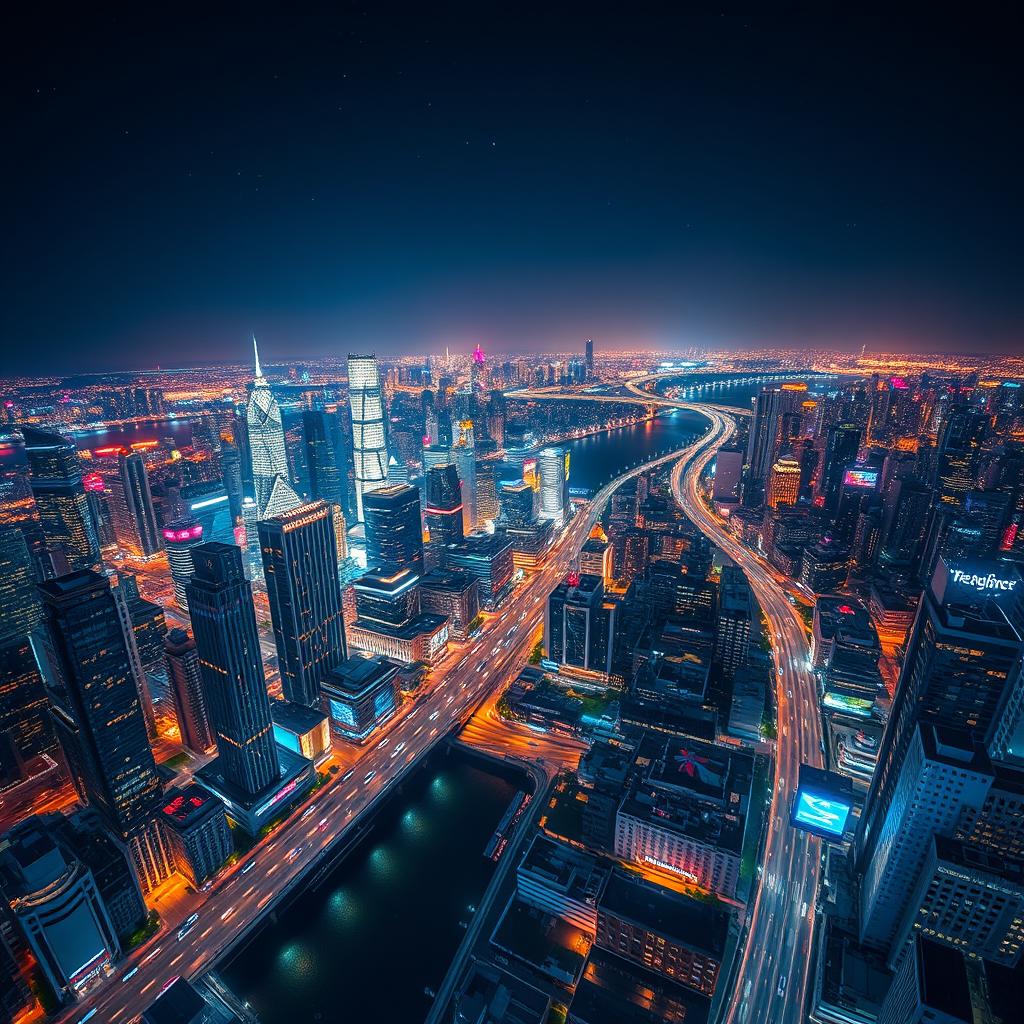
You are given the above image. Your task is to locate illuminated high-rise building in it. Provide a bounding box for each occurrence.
[259,502,347,708]
[22,425,100,570]
[585,337,594,375]
[470,343,487,393]
[37,571,170,890]
[452,420,478,532]
[163,518,205,611]
[245,336,290,516]
[538,446,569,527]
[746,386,803,486]
[110,452,161,558]
[219,439,244,522]
[164,627,215,754]
[302,408,348,510]
[185,543,280,796]
[767,454,801,508]
[424,464,464,568]
[347,353,389,522]
[820,422,862,513]
[363,484,424,575]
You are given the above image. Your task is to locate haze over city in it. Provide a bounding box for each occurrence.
[1,11,1023,1024]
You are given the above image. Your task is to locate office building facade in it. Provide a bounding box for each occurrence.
[363,483,424,574]
[347,353,389,521]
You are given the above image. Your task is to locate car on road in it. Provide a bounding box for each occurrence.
[301,803,317,820]
[122,966,139,982]
[241,859,256,874]
[390,741,406,758]
[428,710,439,720]
[777,975,787,997]
[364,770,377,783]
[177,913,199,941]
[341,768,354,782]
[287,845,303,862]
[376,737,389,750]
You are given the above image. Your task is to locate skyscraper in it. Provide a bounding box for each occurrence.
[857,560,1024,882]
[258,502,347,707]
[820,422,862,513]
[246,337,290,516]
[546,573,616,675]
[347,353,389,522]
[163,518,205,611]
[22,425,100,570]
[37,571,169,890]
[186,542,280,796]
[746,386,804,485]
[452,419,478,532]
[585,337,594,376]
[767,454,802,508]
[362,483,424,574]
[220,439,244,522]
[164,627,215,754]
[424,464,464,568]
[302,407,347,509]
[113,451,162,557]
[538,446,569,527]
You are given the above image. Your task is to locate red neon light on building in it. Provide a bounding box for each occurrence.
[567,571,580,587]
[83,472,104,492]
[472,344,486,365]
[163,524,204,543]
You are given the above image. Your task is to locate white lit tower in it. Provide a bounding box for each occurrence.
[245,337,290,516]
[347,353,389,522]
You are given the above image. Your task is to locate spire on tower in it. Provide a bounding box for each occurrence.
[253,335,264,382]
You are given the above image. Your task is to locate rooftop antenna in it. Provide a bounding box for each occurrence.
[253,335,264,380]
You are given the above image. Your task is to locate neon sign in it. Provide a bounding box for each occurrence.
[949,569,1018,594]
[842,468,879,489]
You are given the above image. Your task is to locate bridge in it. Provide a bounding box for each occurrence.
[508,371,830,416]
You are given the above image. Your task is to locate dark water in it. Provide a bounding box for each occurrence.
[563,407,708,493]
[0,417,195,465]
[222,753,519,1024]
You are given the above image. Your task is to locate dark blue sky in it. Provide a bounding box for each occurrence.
[3,9,1021,373]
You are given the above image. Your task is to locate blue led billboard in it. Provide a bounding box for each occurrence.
[791,764,854,842]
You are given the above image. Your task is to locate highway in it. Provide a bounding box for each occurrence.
[670,406,823,1024]
[61,424,722,1024]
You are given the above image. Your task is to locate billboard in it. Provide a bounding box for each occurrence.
[842,468,879,490]
[823,692,873,717]
[791,765,854,841]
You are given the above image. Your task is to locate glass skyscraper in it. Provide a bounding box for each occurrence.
[347,353,389,522]
[22,425,100,570]
[363,483,424,574]
[246,337,290,516]
[186,542,280,796]
[37,570,170,890]
[258,501,347,707]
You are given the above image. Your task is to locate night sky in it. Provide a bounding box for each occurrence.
[3,10,1021,373]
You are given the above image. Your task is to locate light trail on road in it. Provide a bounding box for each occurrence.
[670,406,823,1024]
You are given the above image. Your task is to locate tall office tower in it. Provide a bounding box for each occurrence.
[470,343,487,393]
[585,337,594,376]
[767,454,801,508]
[302,408,347,509]
[858,725,995,961]
[37,571,170,890]
[0,527,52,777]
[538,446,569,527]
[331,503,349,566]
[881,480,932,568]
[112,452,162,557]
[935,407,988,510]
[109,577,158,742]
[820,422,862,512]
[220,439,244,522]
[712,446,744,502]
[164,628,215,754]
[163,519,205,611]
[424,464,464,568]
[475,459,500,523]
[579,537,613,582]
[486,390,506,447]
[246,336,290,516]
[347,353,389,522]
[362,483,424,574]
[185,543,280,795]
[746,386,803,485]
[452,420,478,532]
[545,573,616,675]
[259,502,347,707]
[500,480,538,527]
[22,425,100,570]
[857,559,1024,884]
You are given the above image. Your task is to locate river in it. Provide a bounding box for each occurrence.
[221,750,523,1023]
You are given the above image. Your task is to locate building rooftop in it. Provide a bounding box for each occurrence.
[814,596,880,652]
[599,870,730,959]
[915,936,972,1022]
[519,835,610,906]
[454,961,550,1024]
[350,612,448,642]
[353,565,420,597]
[269,699,329,735]
[324,653,399,697]
[159,784,224,831]
[568,949,710,1024]
[419,568,477,594]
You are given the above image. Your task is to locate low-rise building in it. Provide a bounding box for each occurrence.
[270,699,332,763]
[516,835,610,933]
[419,569,479,641]
[322,654,400,744]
